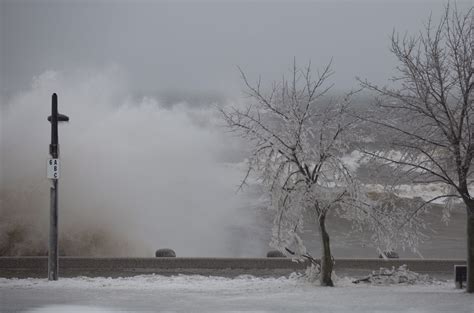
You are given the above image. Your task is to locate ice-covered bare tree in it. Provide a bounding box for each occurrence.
[359,5,474,292]
[221,61,391,286]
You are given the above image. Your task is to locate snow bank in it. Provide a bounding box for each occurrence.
[0,271,446,291]
[352,265,438,285]
[0,274,305,291]
[26,306,117,313]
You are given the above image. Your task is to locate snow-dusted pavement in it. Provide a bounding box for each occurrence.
[0,275,472,313]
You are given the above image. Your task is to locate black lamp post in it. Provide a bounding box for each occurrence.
[47,93,69,281]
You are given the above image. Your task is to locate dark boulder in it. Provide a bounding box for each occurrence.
[266,250,286,258]
[378,250,399,259]
[155,248,176,257]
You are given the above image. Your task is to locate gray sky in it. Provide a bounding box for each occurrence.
[1,0,471,99]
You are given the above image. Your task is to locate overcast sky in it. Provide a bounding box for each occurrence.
[1,0,471,99]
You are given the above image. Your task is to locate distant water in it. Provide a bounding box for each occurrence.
[247,205,467,259]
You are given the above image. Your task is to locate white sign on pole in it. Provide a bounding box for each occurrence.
[47,158,60,179]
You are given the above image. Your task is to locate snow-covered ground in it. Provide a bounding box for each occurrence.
[0,274,472,313]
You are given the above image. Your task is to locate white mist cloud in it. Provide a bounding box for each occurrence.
[0,67,267,257]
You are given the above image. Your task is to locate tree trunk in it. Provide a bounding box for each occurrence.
[467,207,474,293]
[318,214,334,286]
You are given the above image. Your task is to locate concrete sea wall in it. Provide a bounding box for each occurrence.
[0,257,466,279]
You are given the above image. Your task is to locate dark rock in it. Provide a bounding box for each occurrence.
[378,250,399,259]
[155,248,176,257]
[266,250,286,258]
